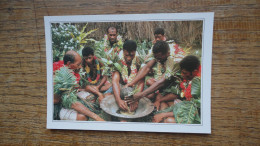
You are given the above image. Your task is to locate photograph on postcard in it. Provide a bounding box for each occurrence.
[45,13,213,133]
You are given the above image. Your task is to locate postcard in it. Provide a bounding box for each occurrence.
[45,12,214,133]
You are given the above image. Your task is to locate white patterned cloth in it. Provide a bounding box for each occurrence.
[59,108,77,120]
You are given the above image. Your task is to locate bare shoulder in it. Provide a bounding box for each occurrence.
[146,59,156,67]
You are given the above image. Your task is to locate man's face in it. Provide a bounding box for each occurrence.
[123,50,136,65]
[154,34,166,42]
[107,28,117,44]
[84,55,94,66]
[153,52,169,64]
[181,69,194,81]
[68,54,82,73]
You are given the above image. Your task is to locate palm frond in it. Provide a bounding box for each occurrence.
[54,67,78,95]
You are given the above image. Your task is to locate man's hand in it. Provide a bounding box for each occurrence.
[154,100,161,111]
[129,101,139,112]
[96,117,105,121]
[124,83,134,88]
[92,114,105,121]
[125,92,142,105]
[116,99,128,111]
[92,85,100,92]
[76,88,85,92]
[98,94,104,103]
[133,92,143,101]
[152,113,166,123]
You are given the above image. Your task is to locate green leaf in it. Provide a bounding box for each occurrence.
[84,38,96,42]
[108,60,113,65]
[80,40,87,44]
[114,63,122,72]
[101,67,110,76]
[80,23,88,34]
[193,98,201,108]
[70,32,75,38]
[101,58,108,63]
[61,91,78,109]
[54,67,78,95]
[173,100,200,124]
[85,28,98,36]
[191,77,201,99]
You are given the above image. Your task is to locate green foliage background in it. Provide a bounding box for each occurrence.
[51,21,202,62]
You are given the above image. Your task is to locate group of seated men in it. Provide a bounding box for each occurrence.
[53,27,201,123]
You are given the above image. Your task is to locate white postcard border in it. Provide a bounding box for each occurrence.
[45,12,214,134]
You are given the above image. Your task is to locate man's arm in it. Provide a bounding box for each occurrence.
[112,71,128,111]
[154,93,178,110]
[71,101,105,121]
[156,93,178,103]
[127,59,156,87]
[96,59,107,90]
[130,76,166,103]
[97,75,107,90]
[153,112,174,123]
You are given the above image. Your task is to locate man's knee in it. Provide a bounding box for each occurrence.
[104,93,112,97]
[167,101,175,106]
[164,117,176,123]
[160,102,168,110]
[76,114,87,121]
[165,93,177,99]
[85,85,91,90]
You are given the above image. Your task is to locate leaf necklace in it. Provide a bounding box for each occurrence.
[121,56,137,84]
[155,61,167,81]
[180,65,201,100]
[155,63,163,80]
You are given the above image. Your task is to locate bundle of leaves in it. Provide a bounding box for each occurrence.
[164,61,181,80]
[78,93,101,115]
[94,39,152,76]
[78,73,88,88]
[54,67,78,94]
[161,73,182,96]
[54,67,79,108]
[173,75,201,124]
[190,77,201,99]
[172,98,201,124]
[136,40,152,64]
[156,76,201,124]
[155,98,200,124]
[70,24,97,57]
[94,40,122,76]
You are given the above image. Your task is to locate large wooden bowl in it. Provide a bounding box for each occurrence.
[100,95,154,119]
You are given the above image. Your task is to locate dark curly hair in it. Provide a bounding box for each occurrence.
[82,46,94,69]
[123,40,137,52]
[154,28,165,36]
[82,46,94,57]
[180,55,200,72]
[106,26,117,34]
[63,53,75,65]
[152,40,169,54]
